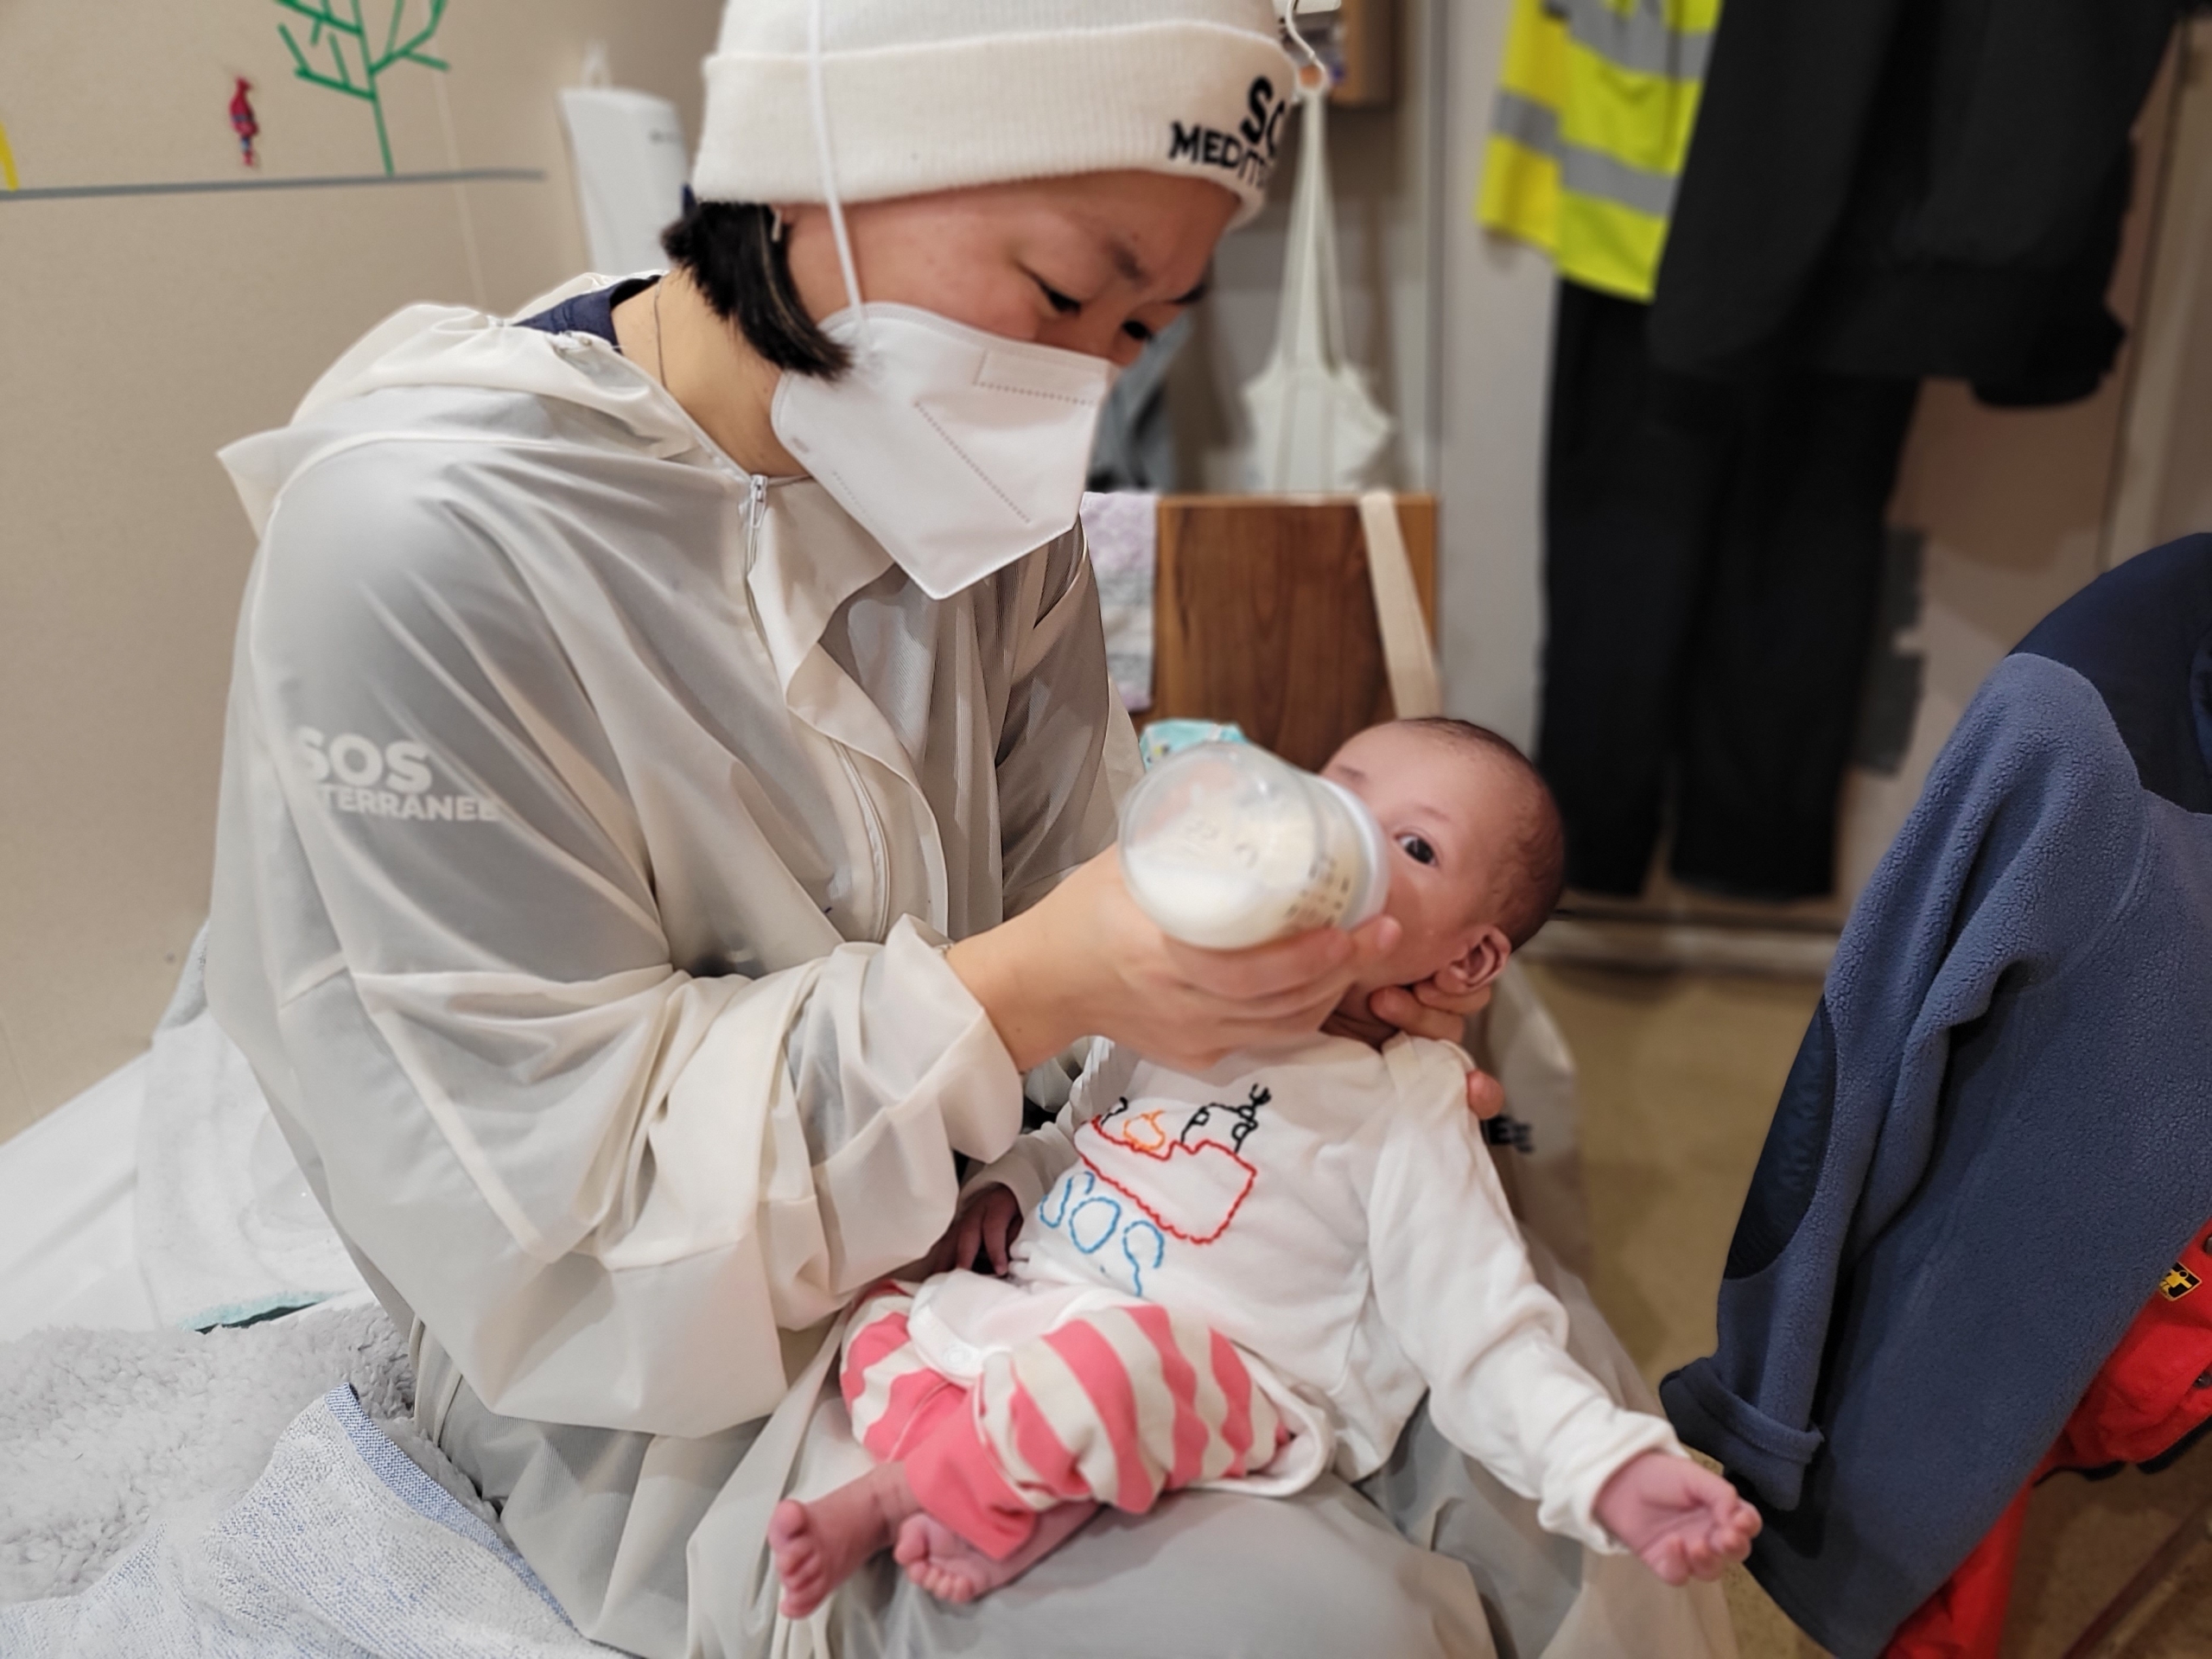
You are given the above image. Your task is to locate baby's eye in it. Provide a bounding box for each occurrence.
[1397,834,1437,867]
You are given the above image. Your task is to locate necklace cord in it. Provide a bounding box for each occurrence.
[653,279,669,391]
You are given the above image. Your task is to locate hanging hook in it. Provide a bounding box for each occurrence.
[1276,0,1329,90]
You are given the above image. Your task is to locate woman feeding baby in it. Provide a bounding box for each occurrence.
[207,0,1748,1648]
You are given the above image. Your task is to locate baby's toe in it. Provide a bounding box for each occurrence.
[904,1558,963,1604]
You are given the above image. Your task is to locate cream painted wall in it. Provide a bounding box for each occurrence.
[0,1,721,1143]
[1432,0,1553,752]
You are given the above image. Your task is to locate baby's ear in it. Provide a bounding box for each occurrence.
[1436,925,1512,997]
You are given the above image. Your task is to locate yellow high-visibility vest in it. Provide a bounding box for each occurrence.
[1477,0,1717,302]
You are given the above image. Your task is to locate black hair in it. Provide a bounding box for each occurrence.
[660,198,850,378]
[1399,716,1567,950]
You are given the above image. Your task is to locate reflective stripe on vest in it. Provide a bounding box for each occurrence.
[1477,0,1713,302]
[1492,89,1675,219]
[1554,0,1713,83]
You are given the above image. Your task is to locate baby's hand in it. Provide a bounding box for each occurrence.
[1592,1452,1760,1586]
[921,1184,1025,1278]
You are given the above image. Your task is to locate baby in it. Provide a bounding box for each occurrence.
[772,719,1758,1615]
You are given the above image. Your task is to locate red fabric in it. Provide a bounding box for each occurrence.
[1885,1222,2212,1657]
[1885,1480,2037,1659]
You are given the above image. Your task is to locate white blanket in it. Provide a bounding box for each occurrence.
[0,1381,610,1657]
[0,1301,429,1605]
[0,1052,149,1342]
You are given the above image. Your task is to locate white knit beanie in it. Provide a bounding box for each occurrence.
[692,0,1297,225]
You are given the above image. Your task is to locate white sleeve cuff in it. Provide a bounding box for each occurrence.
[961,1122,1079,1217]
[1545,1407,1691,1555]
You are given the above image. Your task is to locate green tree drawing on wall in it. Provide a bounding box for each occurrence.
[273,0,450,176]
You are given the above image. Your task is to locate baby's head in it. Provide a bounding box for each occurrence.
[1320,719,1565,1004]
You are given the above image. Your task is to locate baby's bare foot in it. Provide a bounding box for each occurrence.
[893,1501,1101,1604]
[893,1514,999,1604]
[770,1464,922,1617]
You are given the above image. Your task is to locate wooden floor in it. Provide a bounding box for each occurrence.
[1530,963,2212,1659]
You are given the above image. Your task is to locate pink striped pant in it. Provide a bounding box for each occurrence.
[840,1281,1287,1560]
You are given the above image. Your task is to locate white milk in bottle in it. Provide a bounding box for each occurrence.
[1118,742,1390,949]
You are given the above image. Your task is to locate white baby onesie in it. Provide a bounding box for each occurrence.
[912,1033,1682,1554]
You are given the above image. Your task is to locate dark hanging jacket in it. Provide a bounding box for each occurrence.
[1649,0,2183,404]
[1660,537,2212,1658]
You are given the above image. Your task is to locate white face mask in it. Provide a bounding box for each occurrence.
[768,0,1116,600]
[771,307,1114,601]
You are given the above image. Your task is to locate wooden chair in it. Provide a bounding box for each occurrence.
[1147,493,1436,771]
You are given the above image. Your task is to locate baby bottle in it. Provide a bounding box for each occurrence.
[1117,742,1390,950]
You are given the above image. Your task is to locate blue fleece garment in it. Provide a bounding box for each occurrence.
[1661,536,2212,1659]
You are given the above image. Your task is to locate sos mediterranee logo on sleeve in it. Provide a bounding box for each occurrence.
[293,728,502,823]
[1167,75,1286,193]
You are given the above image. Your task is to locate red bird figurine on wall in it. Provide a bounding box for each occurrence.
[231,77,260,167]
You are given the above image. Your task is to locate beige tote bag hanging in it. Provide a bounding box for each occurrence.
[1241,79,1395,491]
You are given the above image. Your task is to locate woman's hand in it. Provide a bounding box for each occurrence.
[921,1183,1025,1277]
[1368,976,1494,1040]
[1365,978,1506,1119]
[948,849,1405,1073]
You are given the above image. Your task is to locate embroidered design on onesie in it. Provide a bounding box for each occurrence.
[1039,1085,1271,1294]
[1080,1085,1269,1245]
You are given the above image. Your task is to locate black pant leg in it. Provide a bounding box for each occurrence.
[1669,373,1918,899]
[1536,282,1737,895]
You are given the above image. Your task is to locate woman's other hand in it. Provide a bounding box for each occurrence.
[948,849,1405,1074]
[1365,979,1505,1119]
